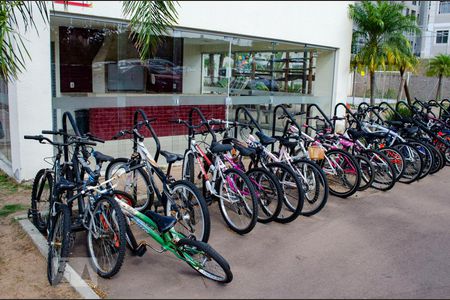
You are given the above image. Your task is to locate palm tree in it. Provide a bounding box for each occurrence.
[0,1,178,81]
[426,54,450,101]
[391,47,418,103]
[349,1,420,106]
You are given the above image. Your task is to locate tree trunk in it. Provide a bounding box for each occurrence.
[369,70,376,106]
[436,74,443,100]
[404,79,412,105]
[397,69,405,102]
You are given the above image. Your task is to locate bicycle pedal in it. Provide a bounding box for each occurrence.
[133,243,147,257]
[27,208,33,219]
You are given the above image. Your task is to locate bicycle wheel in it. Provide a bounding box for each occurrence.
[31,169,53,234]
[379,147,405,181]
[177,238,233,283]
[47,203,71,286]
[217,168,258,234]
[105,158,153,211]
[320,149,361,198]
[165,180,211,243]
[110,190,141,252]
[408,140,433,179]
[362,149,396,191]
[290,159,329,216]
[266,162,304,223]
[87,195,127,278]
[393,142,423,183]
[355,155,375,191]
[428,143,444,174]
[246,167,283,223]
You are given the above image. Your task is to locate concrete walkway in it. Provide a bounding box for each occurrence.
[71,168,450,299]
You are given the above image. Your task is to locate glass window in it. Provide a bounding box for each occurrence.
[0,77,11,164]
[436,30,449,43]
[439,1,450,14]
[406,8,410,16]
[412,1,417,5]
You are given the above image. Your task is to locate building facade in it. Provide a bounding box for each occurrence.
[0,1,353,181]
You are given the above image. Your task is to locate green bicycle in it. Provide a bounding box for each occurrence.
[113,187,233,283]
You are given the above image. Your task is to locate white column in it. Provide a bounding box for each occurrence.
[8,4,53,181]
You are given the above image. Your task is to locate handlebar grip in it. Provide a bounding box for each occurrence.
[80,140,97,146]
[41,130,60,135]
[147,117,157,123]
[87,134,105,143]
[24,135,43,140]
[294,112,307,116]
[278,115,286,120]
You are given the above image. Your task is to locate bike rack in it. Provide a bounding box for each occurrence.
[271,104,304,152]
[429,99,450,118]
[379,101,405,121]
[62,111,81,162]
[440,99,450,118]
[133,109,161,163]
[333,102,362,130]
[188,107,218,145]
[305,103,334,136]
[234,106,263,139]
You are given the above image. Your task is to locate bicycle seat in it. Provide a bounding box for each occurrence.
[402,126,419,135]
[385,120,403,127]
[222,138,256,157]
[143,210,177,233]
[160,150,183,164]
[347,129,386,141]
[210,141,233,154]
[93,151,114,163]
[57,177,76,191]
[274,136,298,148]
[255,131,276,145]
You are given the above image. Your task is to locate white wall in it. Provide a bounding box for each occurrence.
[5,1,353,180]
[9,3,53,180]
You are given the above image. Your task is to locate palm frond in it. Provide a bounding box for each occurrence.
[123,1,178,61]
[0,1,48,81]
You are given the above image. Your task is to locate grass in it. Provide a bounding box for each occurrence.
[0,204,27,217]
[0,171,32,194]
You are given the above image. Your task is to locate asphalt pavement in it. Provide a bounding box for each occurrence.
[70,167,450,299]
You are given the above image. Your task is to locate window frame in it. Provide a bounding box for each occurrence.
[436,30,449,44]
[439,1,450,14]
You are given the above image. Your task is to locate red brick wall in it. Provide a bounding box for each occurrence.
[89,105,226,140]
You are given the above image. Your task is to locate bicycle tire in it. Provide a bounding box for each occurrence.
[266,162,304,223]
[290,159,329,216]
[379,147,405,181]
[216,168,258,234]
[320,149,361,198]
[393,142,423,183]
[177,238,233,283]
[408,140,433,179]
[86,195,127,278]
[47,202,71,286]
[362,149,396,191]
[31,169,53,234]
[165,180,211,243]
[355,155,375,191]
[105,158,154,211]
[246,167,283,223]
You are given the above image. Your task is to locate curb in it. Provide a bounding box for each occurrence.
[15,215,100,299]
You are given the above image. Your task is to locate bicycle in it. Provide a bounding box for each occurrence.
[176,107,259,234]
[24,133,127,285]
[112,185,233,283]
[105,109,211,243]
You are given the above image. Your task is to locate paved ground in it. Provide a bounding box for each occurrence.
[70,168,450,299]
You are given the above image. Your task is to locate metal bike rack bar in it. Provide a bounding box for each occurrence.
[234,106,263,139]
[333,102,362,129]
[133,109,161,163]
[305,103,334,135]
[188,107,217,144]
[62,111,81,162]
[271,104,304,152]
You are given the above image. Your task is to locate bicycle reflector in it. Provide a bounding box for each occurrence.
[379,143,385,149]
[438,131,444,136]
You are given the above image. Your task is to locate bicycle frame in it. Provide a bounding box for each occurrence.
[115,196,205,269]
